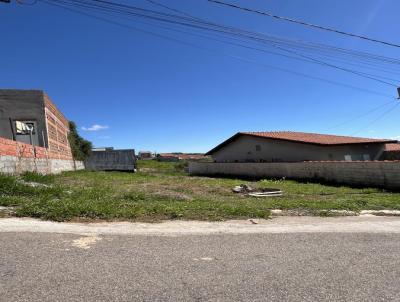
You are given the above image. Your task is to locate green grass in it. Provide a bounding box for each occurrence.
[0,160,399,221]
[20,171,55,184]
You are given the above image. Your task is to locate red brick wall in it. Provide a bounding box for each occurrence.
[43,93,73,160]
[0,137,72,160]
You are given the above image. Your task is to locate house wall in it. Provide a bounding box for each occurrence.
[381,151,400,160]
[0,137,83,174]
[189,161,400,190]
[0,90,47,147]
[211,136,384,163]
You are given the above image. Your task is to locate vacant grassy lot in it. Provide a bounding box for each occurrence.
[1,160,399,221]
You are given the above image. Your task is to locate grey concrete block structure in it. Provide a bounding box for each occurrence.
[85,149,136,171]
[0,90,47,147]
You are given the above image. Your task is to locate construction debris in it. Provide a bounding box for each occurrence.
[232,184,283,197]
[248,219,258,224]
[248,191,283,197]
[232,184,253,193]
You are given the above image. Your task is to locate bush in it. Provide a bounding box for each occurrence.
[68,121,92,161]
[174,161,188,172]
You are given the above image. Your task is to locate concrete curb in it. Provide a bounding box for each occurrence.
[1,216,400,236]
[360,210,400,216]
[270,209,400,217]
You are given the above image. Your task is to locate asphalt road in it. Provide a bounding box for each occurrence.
[1,226,400,301]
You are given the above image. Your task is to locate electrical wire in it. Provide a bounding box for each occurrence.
[40,0,400,87]
[326,100,398,130]
[97,8,400,84]
[41,0,397,100]
[350,102,400,135]
[269,44,398,86]
[42,0,400,67]
[16,0,38,5]
[135,15,400,84]
[31,0,400,132]
[139,1,400,81]
[208,0,400,49]
[143,0,199,20]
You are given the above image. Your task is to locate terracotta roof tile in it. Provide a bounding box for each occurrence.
[241,131,395,145]
[206,131,398,155]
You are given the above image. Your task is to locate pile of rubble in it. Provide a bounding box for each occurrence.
[232,184,283,197]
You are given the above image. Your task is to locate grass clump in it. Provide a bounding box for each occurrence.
[20,171,55,184]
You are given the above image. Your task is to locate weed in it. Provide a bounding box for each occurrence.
[20,171,55,184]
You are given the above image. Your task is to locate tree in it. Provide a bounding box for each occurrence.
[68,121,92,161]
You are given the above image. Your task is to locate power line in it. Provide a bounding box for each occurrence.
[40,0,400,69]
[53,0,400,84]
[38,0,400,92]
[42,0,203,48]
[139,1,400,83]
[326,100,398,130]
[42,0,400,66]
[143,0,199,20]
[350,102,400,135]
[41,0,397,99]
[16,0,37,5]
[269,44,398,86]
[102,6,400,86]
[23,0,400,131]
[208,0,400,49]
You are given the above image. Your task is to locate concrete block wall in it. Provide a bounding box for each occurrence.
[189,161,400,190]
[0,137,83,174]
[85,149,136,171]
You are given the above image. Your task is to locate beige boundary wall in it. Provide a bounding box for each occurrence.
[189,161,400,190]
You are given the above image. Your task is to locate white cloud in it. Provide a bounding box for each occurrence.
[81,124,109,131]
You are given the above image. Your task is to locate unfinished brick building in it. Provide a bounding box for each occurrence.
[0,89,83,173]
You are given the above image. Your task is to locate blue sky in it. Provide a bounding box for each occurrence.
[1,0,399,152]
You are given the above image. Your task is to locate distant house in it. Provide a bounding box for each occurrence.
[381,143,400,160]
[206,131,398,163]
[157,153,207,162]
[157,153,179,162]
[138,151,154,160]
